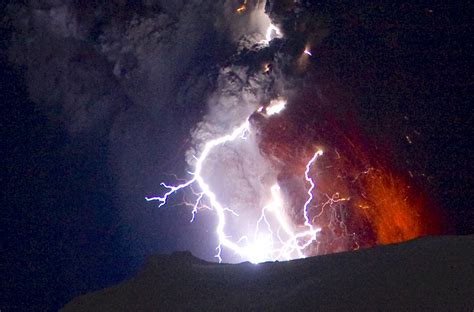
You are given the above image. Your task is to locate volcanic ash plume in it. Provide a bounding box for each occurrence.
[148,1,441,263]
[6,0,441,263]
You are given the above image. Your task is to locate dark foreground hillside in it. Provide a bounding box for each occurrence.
[62,235,474,311]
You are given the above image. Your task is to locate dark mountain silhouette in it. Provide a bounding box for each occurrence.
[62,235,474,311]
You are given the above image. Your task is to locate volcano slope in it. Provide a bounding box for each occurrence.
[62,235,473,311]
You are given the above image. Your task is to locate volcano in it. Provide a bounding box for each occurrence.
[62,235,474,311]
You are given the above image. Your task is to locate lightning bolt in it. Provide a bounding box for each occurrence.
[147,100,325,263]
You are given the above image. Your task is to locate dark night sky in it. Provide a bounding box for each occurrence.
[1,1,473,310]
[0,58,136,309]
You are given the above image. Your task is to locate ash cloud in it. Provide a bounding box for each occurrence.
[5,0,291,257]
[6,0,333,261]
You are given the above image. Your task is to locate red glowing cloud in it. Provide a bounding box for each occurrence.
[256,93,442,255]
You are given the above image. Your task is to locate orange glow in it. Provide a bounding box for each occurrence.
[236,5,246,14]
[360,170,421,244]
[263,63,271,73]
[235,1,247,14]
[256,99,442,255]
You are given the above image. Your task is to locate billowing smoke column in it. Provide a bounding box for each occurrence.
[147,1,439,263]
[5,0,443,263]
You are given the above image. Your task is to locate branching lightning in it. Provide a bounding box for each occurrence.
[147,100,325,263]
[144,9,393,263]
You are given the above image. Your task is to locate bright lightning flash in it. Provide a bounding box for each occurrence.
[147,99,325,263]
[263,24,282,44]
[265,98,286,116]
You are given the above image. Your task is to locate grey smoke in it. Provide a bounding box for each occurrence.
[6,0,315,261]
